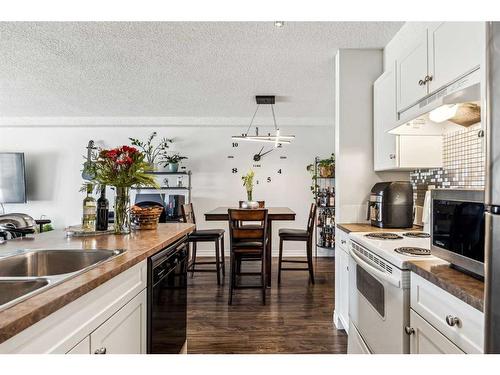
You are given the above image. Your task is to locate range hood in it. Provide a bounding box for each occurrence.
[389,68,481,135]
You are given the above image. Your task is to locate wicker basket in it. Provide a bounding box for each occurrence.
[131,205,163,230]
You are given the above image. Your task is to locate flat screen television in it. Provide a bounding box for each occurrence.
[0,153,27,203]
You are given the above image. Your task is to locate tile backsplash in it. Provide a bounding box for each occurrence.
[410,126,485,205]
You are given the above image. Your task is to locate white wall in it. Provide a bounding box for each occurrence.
[0,124,333,256]
[334,49,409,224]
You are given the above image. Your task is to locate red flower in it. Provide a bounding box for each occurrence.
[121,145,138,154]
[105,149,120,160]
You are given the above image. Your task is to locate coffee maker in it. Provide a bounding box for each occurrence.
[367,181,413,228]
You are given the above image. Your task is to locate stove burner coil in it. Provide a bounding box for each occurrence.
[364,232,403,240]
[394,247,431,256]
[402,232,430,239]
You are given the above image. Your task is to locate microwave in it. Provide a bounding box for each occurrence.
[431,189,485,277]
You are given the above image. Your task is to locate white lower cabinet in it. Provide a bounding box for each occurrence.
[334,228,349,332]
[66,336,90,354]
[0,260,148,354]
[90,289,147,354]
[409,309,464,354]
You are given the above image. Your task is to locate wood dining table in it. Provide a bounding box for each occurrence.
[204,206,296,287]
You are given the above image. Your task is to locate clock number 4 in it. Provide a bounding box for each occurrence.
[277,169,282,174]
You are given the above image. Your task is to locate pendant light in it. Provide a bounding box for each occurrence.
[232,96,295,146]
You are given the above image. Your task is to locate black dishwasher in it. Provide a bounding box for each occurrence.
[147,236,188,354]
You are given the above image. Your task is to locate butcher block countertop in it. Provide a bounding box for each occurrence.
[407,259,484,312]
[336,223,422,233]
[0,223,194,344]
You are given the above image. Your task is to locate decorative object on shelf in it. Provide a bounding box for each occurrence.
[307,156,336,253]
[242,170,255,201]
[131,205,163,230]
[89,145,158,234]
[162,153,188,173]
[232,96,295,145]
[129,132,173,170]
[81,140,97,181]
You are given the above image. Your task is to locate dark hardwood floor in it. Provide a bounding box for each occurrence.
[187,257,347,354]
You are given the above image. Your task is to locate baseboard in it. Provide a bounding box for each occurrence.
[333,310,347,331]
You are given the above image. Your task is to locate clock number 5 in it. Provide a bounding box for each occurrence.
[267,177,271,183]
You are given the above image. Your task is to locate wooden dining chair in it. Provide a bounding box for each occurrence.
[181,203,225,285]
[278,203,317,285]
[228,208,268,305]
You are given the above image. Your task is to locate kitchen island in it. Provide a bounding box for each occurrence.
[0,223,194,352]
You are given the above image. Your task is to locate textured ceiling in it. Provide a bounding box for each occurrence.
[0,22,403,125]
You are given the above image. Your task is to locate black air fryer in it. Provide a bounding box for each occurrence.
[367,181,413,228]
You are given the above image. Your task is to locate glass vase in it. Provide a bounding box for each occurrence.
[114,186,131,234]
[247,190,253,202]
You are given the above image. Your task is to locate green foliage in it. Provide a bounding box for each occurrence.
[162,153,188,166]
[129,132,173,164]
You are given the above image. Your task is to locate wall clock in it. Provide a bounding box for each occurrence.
[227,141,287,184]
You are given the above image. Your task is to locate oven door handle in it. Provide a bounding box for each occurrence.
[349,249,401,288]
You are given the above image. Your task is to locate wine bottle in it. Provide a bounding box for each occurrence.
[82,184,96,231]
[96,186,109,231]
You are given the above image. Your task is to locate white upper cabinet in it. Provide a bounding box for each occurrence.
[429,22,483,92]
[374,62,442,171]
[397,30,429,111]
[374,65,398,170]
[394,22,483,114]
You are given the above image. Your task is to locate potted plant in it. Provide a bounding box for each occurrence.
[162,153,188,173]
[90,145,158,234]
[318,154,335,178]
[129,132,173,170]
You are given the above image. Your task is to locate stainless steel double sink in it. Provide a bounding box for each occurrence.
[0,249,125,311]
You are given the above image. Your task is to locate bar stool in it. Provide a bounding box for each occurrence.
[181,203,225,285]
[228,208,268,305]
[278,203,317,285]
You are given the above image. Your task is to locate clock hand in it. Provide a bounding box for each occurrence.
[257,146,264,156]
[260,148,275,158]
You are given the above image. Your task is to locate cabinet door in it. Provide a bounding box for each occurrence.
[90,289,147,354]
[336,247,349,331]
[429,22,483,91]
[409,309,464,354]
[397,30,429,111]
[66,336,90,354]
[374,65,398,171]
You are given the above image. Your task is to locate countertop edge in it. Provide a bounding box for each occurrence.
[0,225,194,344]
[406,260,484,312]
[336,223,421,234]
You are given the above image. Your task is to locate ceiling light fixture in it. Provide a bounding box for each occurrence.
[274,21,285,28]
[232,96,295,147]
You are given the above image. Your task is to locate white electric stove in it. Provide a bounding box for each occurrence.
[347,230,437,354]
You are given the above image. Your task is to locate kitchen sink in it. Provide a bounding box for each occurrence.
[0,248,125,311]
[0,249,125,277]
[0,279,50,307]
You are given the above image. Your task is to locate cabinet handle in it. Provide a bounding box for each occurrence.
[389,154,396,160]
[341,240,346,244]
[425,75,433,83]
[94,347,107,354]
[418,79,425,86]
[445,315,460,327]
[404,326,415,335]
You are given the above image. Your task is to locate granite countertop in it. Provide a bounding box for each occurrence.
[0,223,194,344]
[337,223,423,233]
[407,259,484,312]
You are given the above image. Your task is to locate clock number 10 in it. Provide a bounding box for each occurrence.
[232,142,239,147]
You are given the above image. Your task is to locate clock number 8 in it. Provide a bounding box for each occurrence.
[232,168,238,174]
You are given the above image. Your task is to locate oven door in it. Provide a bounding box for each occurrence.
[348,242,409,354]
